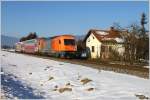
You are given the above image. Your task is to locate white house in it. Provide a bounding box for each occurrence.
[84,27,125,59]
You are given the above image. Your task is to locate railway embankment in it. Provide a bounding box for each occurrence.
[7,50,149,79]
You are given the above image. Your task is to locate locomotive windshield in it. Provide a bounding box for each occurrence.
[64,39,75,45]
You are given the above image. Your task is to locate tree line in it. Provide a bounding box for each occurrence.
[20,32,38,42]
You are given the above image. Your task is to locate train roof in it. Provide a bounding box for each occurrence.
[50,34,75,39]
[19,34,75,42]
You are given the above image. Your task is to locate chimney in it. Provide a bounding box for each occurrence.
[110,26,114,30]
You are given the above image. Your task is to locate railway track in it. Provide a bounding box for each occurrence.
[7,50,149,79]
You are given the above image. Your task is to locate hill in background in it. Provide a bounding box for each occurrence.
[1,35,19,48]
[1,35,85,48]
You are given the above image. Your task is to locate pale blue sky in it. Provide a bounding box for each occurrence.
[2,1,149,38]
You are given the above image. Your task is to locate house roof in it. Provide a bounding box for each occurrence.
[83,27,124,43]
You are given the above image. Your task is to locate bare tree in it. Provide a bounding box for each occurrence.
[112,22,123,31]
[114,13,149,64]
[124,24,139,64]
[76,39,86,52]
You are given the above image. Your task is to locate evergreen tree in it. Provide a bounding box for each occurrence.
[140,13,147,38]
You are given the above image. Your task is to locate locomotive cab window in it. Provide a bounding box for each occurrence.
[64,39,75,45]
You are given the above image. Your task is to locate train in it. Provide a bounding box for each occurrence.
[15,35,77,58]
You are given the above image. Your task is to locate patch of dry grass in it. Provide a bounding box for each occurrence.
[86,88,94,91]
[10,64,17,66]
[66,82,71,86]
[65,82,74,87]
[48,76,54,81]
[53,88,57,91]
[135,94,149,100]
[58,87,72,93]
[80,78,92,85]
[53,83,73,93]
[2,54,6,56]
[54,85,58,88]
[53,85,58,91]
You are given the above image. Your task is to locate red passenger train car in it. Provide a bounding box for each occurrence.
[23,39,38,53]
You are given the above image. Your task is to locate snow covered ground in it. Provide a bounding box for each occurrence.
[1,51,150,100]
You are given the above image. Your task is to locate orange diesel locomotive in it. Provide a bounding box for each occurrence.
[50,35,77,58]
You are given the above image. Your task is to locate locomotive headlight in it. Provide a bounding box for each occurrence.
[35,47,38,52]
[75,46,77,51]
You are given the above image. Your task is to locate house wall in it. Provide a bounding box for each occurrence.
[86,33,102,58]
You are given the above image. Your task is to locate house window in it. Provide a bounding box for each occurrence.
[109,46,112,52]
[88,38,90,42]
[92,46,95,52]
[101,45,105,52]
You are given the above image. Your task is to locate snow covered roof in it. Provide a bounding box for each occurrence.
[84,27,125,43]
[96,31,109,35]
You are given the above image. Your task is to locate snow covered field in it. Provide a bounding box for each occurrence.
[1,51,150,99]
